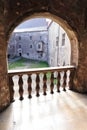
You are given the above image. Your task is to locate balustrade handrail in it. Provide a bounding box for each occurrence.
[8,65,76,102]
[8,65,76,76]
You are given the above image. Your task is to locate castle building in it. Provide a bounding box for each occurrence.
[8,18,71,66]
[48,21,71,67]
[8,18,49,62]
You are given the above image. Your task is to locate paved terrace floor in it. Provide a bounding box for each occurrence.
[0,90,87,130]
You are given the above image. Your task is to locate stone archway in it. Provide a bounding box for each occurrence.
[6,12,79,67]
[0,0,87,112]
[0,10,80,112]
[6,12,79,96]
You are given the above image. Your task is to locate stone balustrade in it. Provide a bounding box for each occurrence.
[8,66,76,102]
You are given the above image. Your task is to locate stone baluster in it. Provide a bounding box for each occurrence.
[50,72,54,94]
[27,74,32,98]
[63,71,67,91]
[57,72,61,92]
[69,69,75,90]
[8,75,15,102]
[18,75,24,100]
[36,74,40,97]
[43,73,47,95]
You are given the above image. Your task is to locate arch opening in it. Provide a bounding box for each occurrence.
[7,18,71,70]
[6,13,79,100]
[6,12,79,69]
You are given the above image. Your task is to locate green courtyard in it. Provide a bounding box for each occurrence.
[8,57,49,70]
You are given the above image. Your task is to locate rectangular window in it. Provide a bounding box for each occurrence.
[56,36,59,46]
[19,36,21,40]
[62,33,65,46]
[40,36,42,40]
[40,53,43,57]
[37,42,43,52]
[10,45,13,48]
[30,45,32,48]
[27,53,29,56]
[30,36,32,40]
[19,45,21,48]
[38,44,41,49]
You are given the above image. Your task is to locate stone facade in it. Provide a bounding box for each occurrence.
[8,28,48,62]
[0,0,87,112]
[48,21,71,67]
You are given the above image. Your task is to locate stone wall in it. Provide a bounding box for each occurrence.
[73,34,87,93]
[0,1,10,112]
[0,24,10,112]
[0,0,87,111]
[48,21,71,67]
[8,30,48,62]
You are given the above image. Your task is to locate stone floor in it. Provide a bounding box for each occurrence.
[0,90,87,130]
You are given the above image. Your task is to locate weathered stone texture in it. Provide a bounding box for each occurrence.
[75,37,87,92]
[0,55,10,112]
[0,23,10,112]
[0,58,10,112]
[0,0,87,111]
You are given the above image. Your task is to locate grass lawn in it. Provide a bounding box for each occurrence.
[30,61,49,68]
[8,57,49,70]
[8,58,26,70]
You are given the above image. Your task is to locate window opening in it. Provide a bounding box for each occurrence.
[62,33,65,46]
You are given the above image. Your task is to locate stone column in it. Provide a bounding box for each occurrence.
[73,34,87,93]
[0,23,10,112]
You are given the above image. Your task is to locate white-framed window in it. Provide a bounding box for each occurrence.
[37,41,43,51]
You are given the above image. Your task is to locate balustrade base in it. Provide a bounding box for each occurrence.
[43,92,47,95]
[50,91,54,94]
[57,90,60,92]
[63,88,66,91]
[28,95,32,99]
[10,99,15,103]
[19,97,24,101]
[36,94,40,97]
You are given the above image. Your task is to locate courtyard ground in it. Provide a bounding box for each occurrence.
[8,57,49,70]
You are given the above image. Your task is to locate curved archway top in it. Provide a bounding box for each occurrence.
[6,12,78,42]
